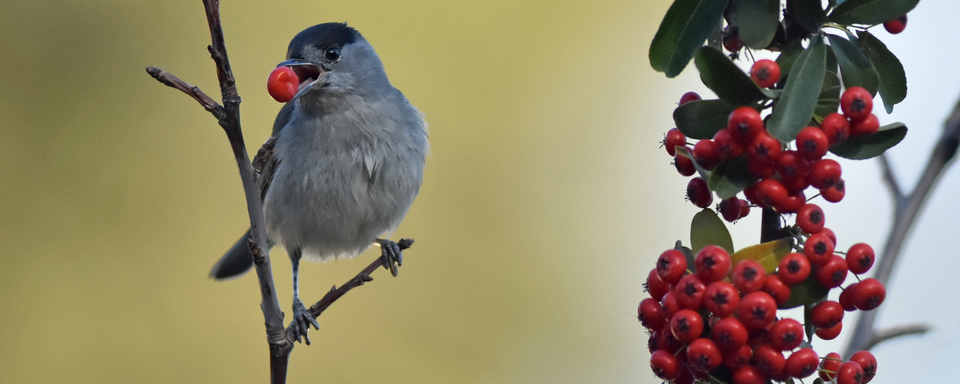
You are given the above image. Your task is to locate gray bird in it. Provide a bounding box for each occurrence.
[209,22,428,343]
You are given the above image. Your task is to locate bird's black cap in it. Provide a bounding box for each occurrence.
[287,22,362,59]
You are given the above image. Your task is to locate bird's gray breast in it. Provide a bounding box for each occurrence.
[262,94,427,262]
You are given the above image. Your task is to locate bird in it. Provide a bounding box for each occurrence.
[209,22,428,344]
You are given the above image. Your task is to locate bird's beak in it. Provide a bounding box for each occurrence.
[277,59,322,96]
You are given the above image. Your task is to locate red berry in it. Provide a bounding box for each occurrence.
[704,281,740,317]
[664,128,686,157]
[674,151,697,176]
[723,32,744,52]
[850,350,878,383]
[840,283,858,311]
[775,191,805,214]
[821,227,837,245]
[884,15,907,34]
[816,255,849,288]
[723,344,753,370]
[712,317,749,351]
[796,126,830,161]
[674,274,707,309]
[650,350,681,380]
[786,348,820,378]
[778,252,811,286]
[820,352,843,381]
[776,150,809,181]
[660,291,680,320]
[732,366,766,384]
[821,179,846,203]
[750,59,781,88]
[762,275,791,306]
[638,298,666,330]
[809,159,842,189]
[687,177,714,208]
[645,268,670,301]
[670,309,705,343]
[769,318,804,350]
[686,338,723,372]
[713,128,745,160]
[810,300,844,329]
[820,113,851,145]
[841,86,873,122]
[693,139,722,170]
[747,159,775,178]
[739,199,751,218]
[656,249,687,284]
[804,232,835,265]
[752,344,786,378]
[719,196,743,223]
[837,361,865,384]
[755,179,788,208]
[797,204,825,233]
[679,91,702,106]
[658,322,684,354]
[727,107,764,144]
[851,113,880,136]
[732,260,767,293]
[846,243,875,274]
[852,278,886,311]
[695,245,732,283]
[266,66,301,103]
[816,321,843,340]
[736,291,777,330]
[748,131,783,164]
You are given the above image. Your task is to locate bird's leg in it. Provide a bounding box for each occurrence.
[289,248,320,344]
[376,238,403,277]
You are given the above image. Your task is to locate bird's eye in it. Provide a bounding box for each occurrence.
[324,47,341,61]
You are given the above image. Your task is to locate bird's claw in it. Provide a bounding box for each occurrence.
[290,297,320,345]
[378,238,403,277]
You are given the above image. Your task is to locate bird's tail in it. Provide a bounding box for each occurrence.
[209,229,256,280]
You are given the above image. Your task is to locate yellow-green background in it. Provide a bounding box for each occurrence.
[4,0,946,383]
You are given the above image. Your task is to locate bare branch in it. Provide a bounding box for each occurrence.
[145,66,224,119]
[878,154,904,209]
[865,324,931,350]
[844,96,960,356]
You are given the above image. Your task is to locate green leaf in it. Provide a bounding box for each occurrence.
[813,379,825,384]
[708,155,753,199]
[814,71,842,118]
[675,241,696,273]
[691,209,734,254]
[780,273,829,309]
[695,47,768,106]
[730,237,793,273]
[826,34,879,95]
[649,0,731,78]
[789,0,827,32]
[857,30,907,113]
[829,122,907,159]
[775,40,804,77]
[768,35,827,142]
[730,0,781,49]
[673,99,738,140]
[829,0,919,25]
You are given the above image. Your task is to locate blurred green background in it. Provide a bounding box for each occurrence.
[0,0,892,383]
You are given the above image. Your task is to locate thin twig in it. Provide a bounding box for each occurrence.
[844,97,960,356]
[865,324,931,350]
[877,154,904,208]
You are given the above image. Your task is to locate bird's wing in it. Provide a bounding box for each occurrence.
[259,102,295,201]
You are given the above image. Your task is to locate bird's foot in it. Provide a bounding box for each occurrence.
[290,297,320,345]
[377,238,403,277]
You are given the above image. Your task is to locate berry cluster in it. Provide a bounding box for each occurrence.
[641,238,883,383]
[668,81,885,217]
[644,77,892,383]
